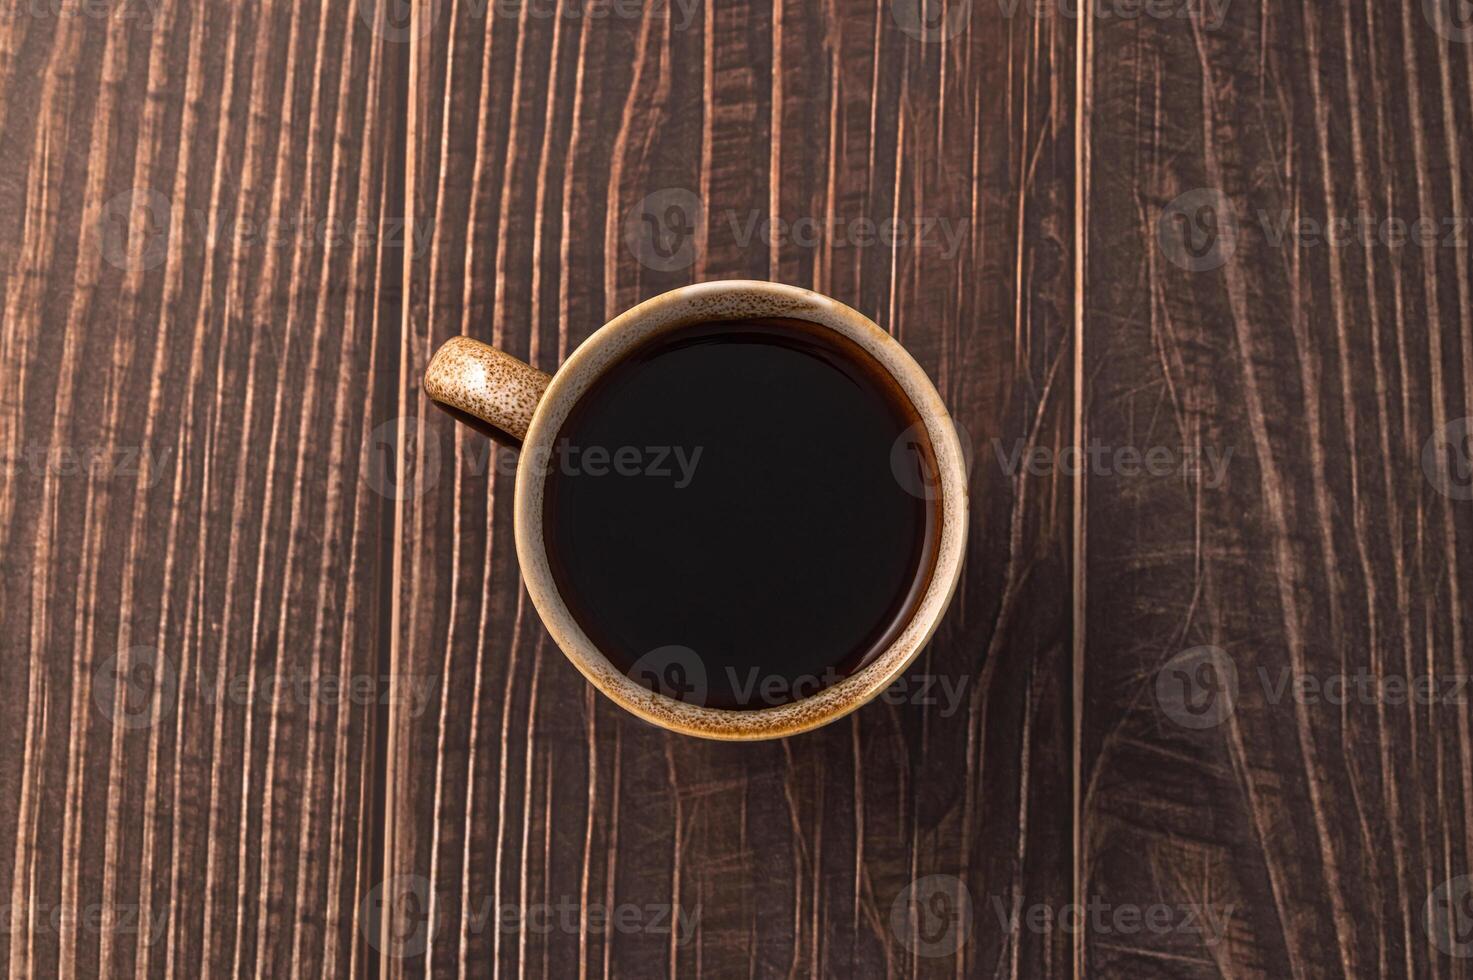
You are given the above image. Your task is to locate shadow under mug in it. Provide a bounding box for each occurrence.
[424,280,969,740]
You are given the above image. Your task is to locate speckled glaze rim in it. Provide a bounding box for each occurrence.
[510,280,969,741]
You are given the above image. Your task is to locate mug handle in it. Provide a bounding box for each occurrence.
[423,336,552,441]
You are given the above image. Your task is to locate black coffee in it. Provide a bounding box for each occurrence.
[542,317,939,710]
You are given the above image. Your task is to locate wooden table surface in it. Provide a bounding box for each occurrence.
[4,0,1472,976]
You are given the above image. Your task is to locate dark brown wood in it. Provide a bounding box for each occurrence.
[391,1,1083,976]
[0,0,407,976]
[4,0,1472,976]
[1084,3,1473,977]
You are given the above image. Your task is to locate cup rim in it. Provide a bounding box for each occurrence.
[513,280,969,740]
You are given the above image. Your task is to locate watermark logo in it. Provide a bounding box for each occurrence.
[875,673,969,716]
[1422,417,1473,500]
[0,902,169,944]
[890,874,973,957]
[205,671,440,718]
[725,668,967,713]
[626,645,708,706]
[362,874,434,959]
[622,189,968,269]
[1256,211,1470,250]
[97,188,171,272]
[990,438,1233,488]
[1159,652,1473,724]
[1159,195,1471,263]
[503,0,701,28]
[359,0,438,41]
[1157,188,1238,272]
[625,646,970,714]
[362,416,441,501]
[1155,646,1238,729]
[722,211,967,258]
[1426,876,1473,957]
[12,445,173,486]
[7,0,162,28]
[361,425,705,500]
[891,0,973,42]
[990,0,1231,26]
[361,875,698,956]
[990,896,1235,943]
[521,441,703,487]
[93,646,177,730]
[1258,669,1472,707]
[1424,0,1473,42]
[96,659,438,730]
[99,185,428,262]
[624,188,703,272]
[891,418,973,501]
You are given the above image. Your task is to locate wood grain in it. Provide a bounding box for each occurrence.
[389,0,1083,976]
[3,0,1471,977]
[1084,1,1473,976]
[0,0,406,975]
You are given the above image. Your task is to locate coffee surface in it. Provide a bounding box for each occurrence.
[542,317,938,710]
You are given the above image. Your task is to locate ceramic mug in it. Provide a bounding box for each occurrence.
[423,280,968,740]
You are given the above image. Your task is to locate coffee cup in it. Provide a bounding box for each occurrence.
[424,280,967,739]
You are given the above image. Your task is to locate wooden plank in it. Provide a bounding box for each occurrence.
[5,0,1468,976]
[1082,0,1473,977]
[0,0,406,975]
[388,0,1083,976]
